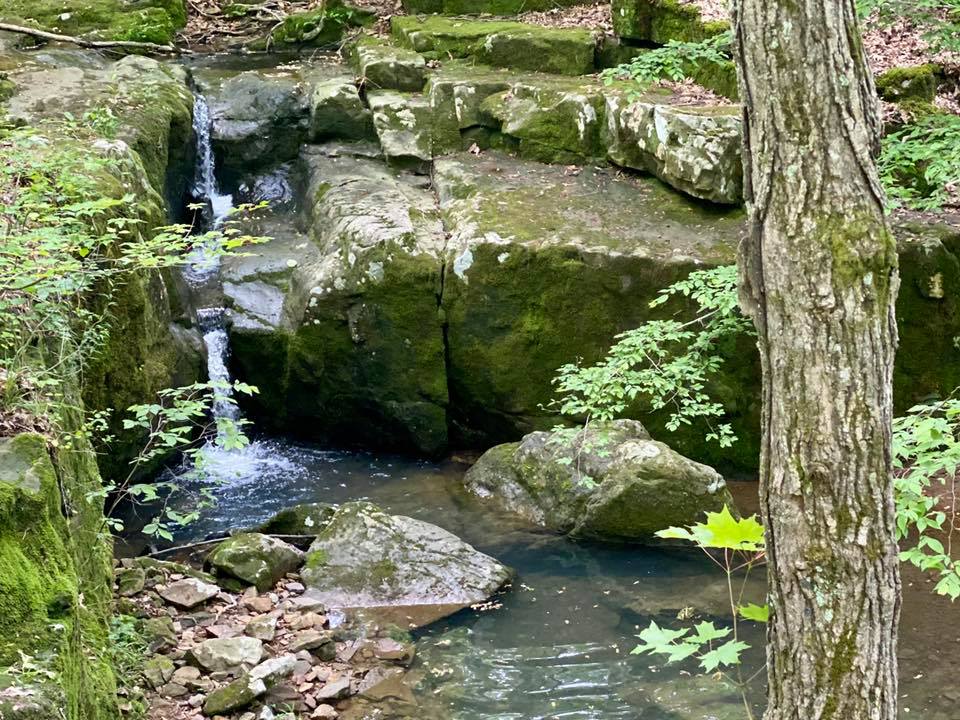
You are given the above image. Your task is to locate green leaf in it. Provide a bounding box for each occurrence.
[631,621,690,657]
[699,640,750,672]
[691,621,732,644]
[738,603,770,623]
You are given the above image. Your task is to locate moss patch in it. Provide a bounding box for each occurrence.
[0,0,187,44]
[392,15,599,75]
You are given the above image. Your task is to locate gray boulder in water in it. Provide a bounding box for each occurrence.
[464,420,733,542]
[301,502,513,626]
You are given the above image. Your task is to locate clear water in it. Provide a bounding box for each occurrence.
[127,437,960,720]
[132,438,764,720]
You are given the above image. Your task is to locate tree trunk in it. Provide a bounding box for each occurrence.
[731,1,902,719]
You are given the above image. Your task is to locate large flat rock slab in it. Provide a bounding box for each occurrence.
[301,502,513,627]
[434,150,743,448]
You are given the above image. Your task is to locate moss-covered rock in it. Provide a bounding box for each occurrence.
[0,0,187,44]
[348,35,427,92]
[255,503,338,535]
[207,533,305,591]
[301,501,513,626]
[225,148,449,455]
[876,64,940,103]
[465,420,734,541]
[310,77,375,142]
[611,0,729,44]
[258,1,374,50]
[3,53,203,478]
[368,90,461,167]
[392,15,599,75]
[401,0,585,12]
[479,76,608,163]
[0,433,119,720]
[434,151,749,464]
[605,95,743,203]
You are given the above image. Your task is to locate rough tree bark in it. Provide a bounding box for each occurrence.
[731,1,901,719]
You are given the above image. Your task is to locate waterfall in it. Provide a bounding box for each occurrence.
[184,95,234,284]
[190,94,239,427]
[192,95,233,227]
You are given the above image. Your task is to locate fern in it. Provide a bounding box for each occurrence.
[879,113,960,211]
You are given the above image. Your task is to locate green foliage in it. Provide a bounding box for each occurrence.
[893,397,960,599]
[879,113,960,211]
[857,0,960,52]
[601,31,731,89]
[658,505,764,552]
[109,615,148,719]
[552,265,752,447]
[89,381,257,542]
[0,119,264,430]
[633,505,767,720]
[0,115,266,541]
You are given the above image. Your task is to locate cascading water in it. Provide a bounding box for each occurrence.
[192,94,234,230]
[176,93,292,483]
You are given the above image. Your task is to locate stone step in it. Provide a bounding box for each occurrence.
[392,15,601,76]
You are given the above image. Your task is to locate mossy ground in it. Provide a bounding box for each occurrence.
[0,0,187,43]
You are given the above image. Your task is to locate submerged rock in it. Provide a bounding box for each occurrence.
[464,420,733,541]
[301,502,513,626]
[207,533,305,591]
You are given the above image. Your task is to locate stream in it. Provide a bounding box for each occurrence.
[117,56,959,720]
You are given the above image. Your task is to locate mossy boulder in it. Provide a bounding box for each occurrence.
[434,151,749,464]
[479,76,608,163]
[612,0,729,44]
[348,35,426,92]
[465,420,733,541]
[0,0,187,44]
[301,502,514,626]
[876,64,940,103]
[310,77,375,142]
[206,533,305,591]
[256,503,338,535]
[605,95,743,203]
[392,15,599,75]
